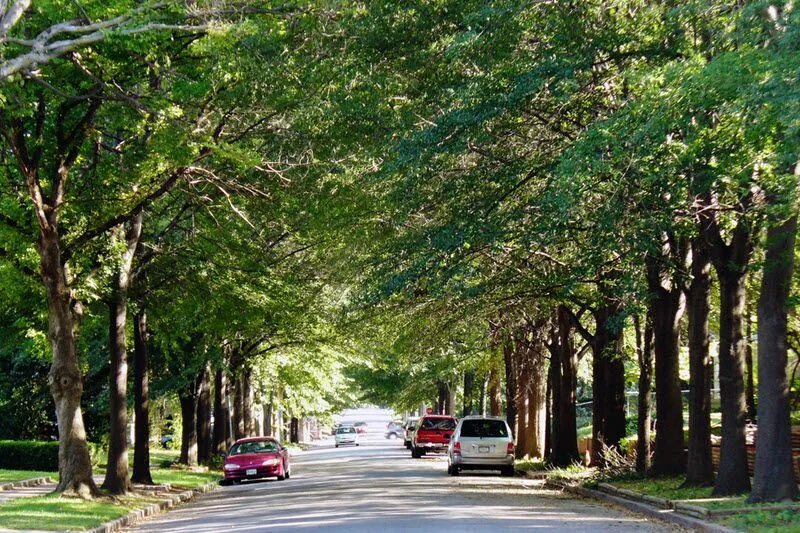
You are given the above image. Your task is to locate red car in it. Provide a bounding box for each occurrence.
[222,437,291,485]
[411,415,457,458]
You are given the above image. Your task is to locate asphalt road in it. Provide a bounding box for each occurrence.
[125,435,676,533]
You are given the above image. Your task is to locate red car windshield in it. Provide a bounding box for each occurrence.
[229,440,279,455]
[420,417,456,430]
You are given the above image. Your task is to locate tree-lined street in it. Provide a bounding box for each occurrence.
[127,440,670,533]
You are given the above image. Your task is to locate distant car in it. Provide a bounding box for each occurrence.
[222,437,290,485]
[160,435,173,449]
[385,421,404,439]
[353,421,368,434]
[447,416,515,477]
[411,415,457,458]
[403,418,419,449]
[335,425,360,447]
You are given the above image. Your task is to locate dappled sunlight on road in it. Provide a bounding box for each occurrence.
[125,440,674,532]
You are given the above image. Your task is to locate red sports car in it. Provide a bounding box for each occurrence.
[222,437,291,485]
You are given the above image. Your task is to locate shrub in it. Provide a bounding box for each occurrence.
[0,440,107,471]
[0,440,58,471]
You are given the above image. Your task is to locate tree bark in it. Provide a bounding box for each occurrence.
[647,241,687,475]
[232,370,245,439]
[179,383,198,466]
[514,337,530,458]
[488,364,502,416]
[745,304,757,421]
[196,364,212,463]
[463,371,475,417]
[527,349,548,460]
[685,237,714,486]
[243,368,255,437]
[552,306,579,466]
[102,214,142,495]
[634,312,654,473]
[131,310,154,485]
[713,271,751,495]
[699,191,753,496]
[212,368,229,455]
[503,338,517,437]
[749,214,798,502]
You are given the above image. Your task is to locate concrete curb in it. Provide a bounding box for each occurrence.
[86,481,219,533]
[544,479,737,533]
[0,477,55,491]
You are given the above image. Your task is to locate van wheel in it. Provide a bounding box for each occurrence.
[447,464,459,476]
[411,448,421,459]
[501,466,515,477]
[335,444,339,448]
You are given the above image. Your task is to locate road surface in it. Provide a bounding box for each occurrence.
[126,434,676,532]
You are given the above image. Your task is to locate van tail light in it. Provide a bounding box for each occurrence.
[507,442,515,455]
[453,441,461,455]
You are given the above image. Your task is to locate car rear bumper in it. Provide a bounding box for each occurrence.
[450,454,514,467]
[415,442,449,452]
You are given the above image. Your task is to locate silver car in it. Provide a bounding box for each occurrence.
[447,415,515,476]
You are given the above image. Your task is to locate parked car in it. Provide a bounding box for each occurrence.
[335,425,360,447]
[411,415,457,458]
[403,417,419,449]
[353,421,368,434]
[385,420,404,439]
[222,437,290,485]
[447,415,515,476]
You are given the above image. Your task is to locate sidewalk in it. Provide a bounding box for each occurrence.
[0,476,56,504]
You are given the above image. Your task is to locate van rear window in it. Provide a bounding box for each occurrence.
[459,419,508,438]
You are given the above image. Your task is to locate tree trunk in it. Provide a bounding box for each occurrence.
[749,214,798,502]
[745,304,756,421]
[685,237,714,486]
[131,310,154,485]
[102,296,132,494]
[463,371,475,417]
[591,341,607,466]
[699,191,753,496]
[515,339,530,458]
[243,368,255,437]
[232,370,245,439]
[647,247,687,475]
[436,382,448,415]
[603,336,627,454]
[503,338,517,438]
[634,313,654,473]
[713,271,751,495]
[179,384,198,466]
[553,306,579,466]
[196,364,212,464]
[527,351,548,460]
[212,368,229,455]
[488,364,502,416]
[290,417,299,443]
[544,358,552,462]
[42,231,98,495]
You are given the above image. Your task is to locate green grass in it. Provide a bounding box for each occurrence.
[722,509,800,532]
[0,493,162,531]
[150,467,220,489]
[515,458,546,473]
[0,469,56,483]
[548,463,598,482]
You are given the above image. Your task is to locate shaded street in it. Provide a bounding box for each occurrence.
[126,434,676,532]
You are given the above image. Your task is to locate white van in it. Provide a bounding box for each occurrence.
[447,416,515,476]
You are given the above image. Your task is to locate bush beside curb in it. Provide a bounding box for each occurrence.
[85,481,219,533]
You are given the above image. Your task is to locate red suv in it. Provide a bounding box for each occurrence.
[411,415,457,458]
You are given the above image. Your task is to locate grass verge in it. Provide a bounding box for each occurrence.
[721,509,800,532]
[0,493,163,531]
[0,469,56,484]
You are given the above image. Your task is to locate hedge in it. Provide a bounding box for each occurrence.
[0,440,106,471]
